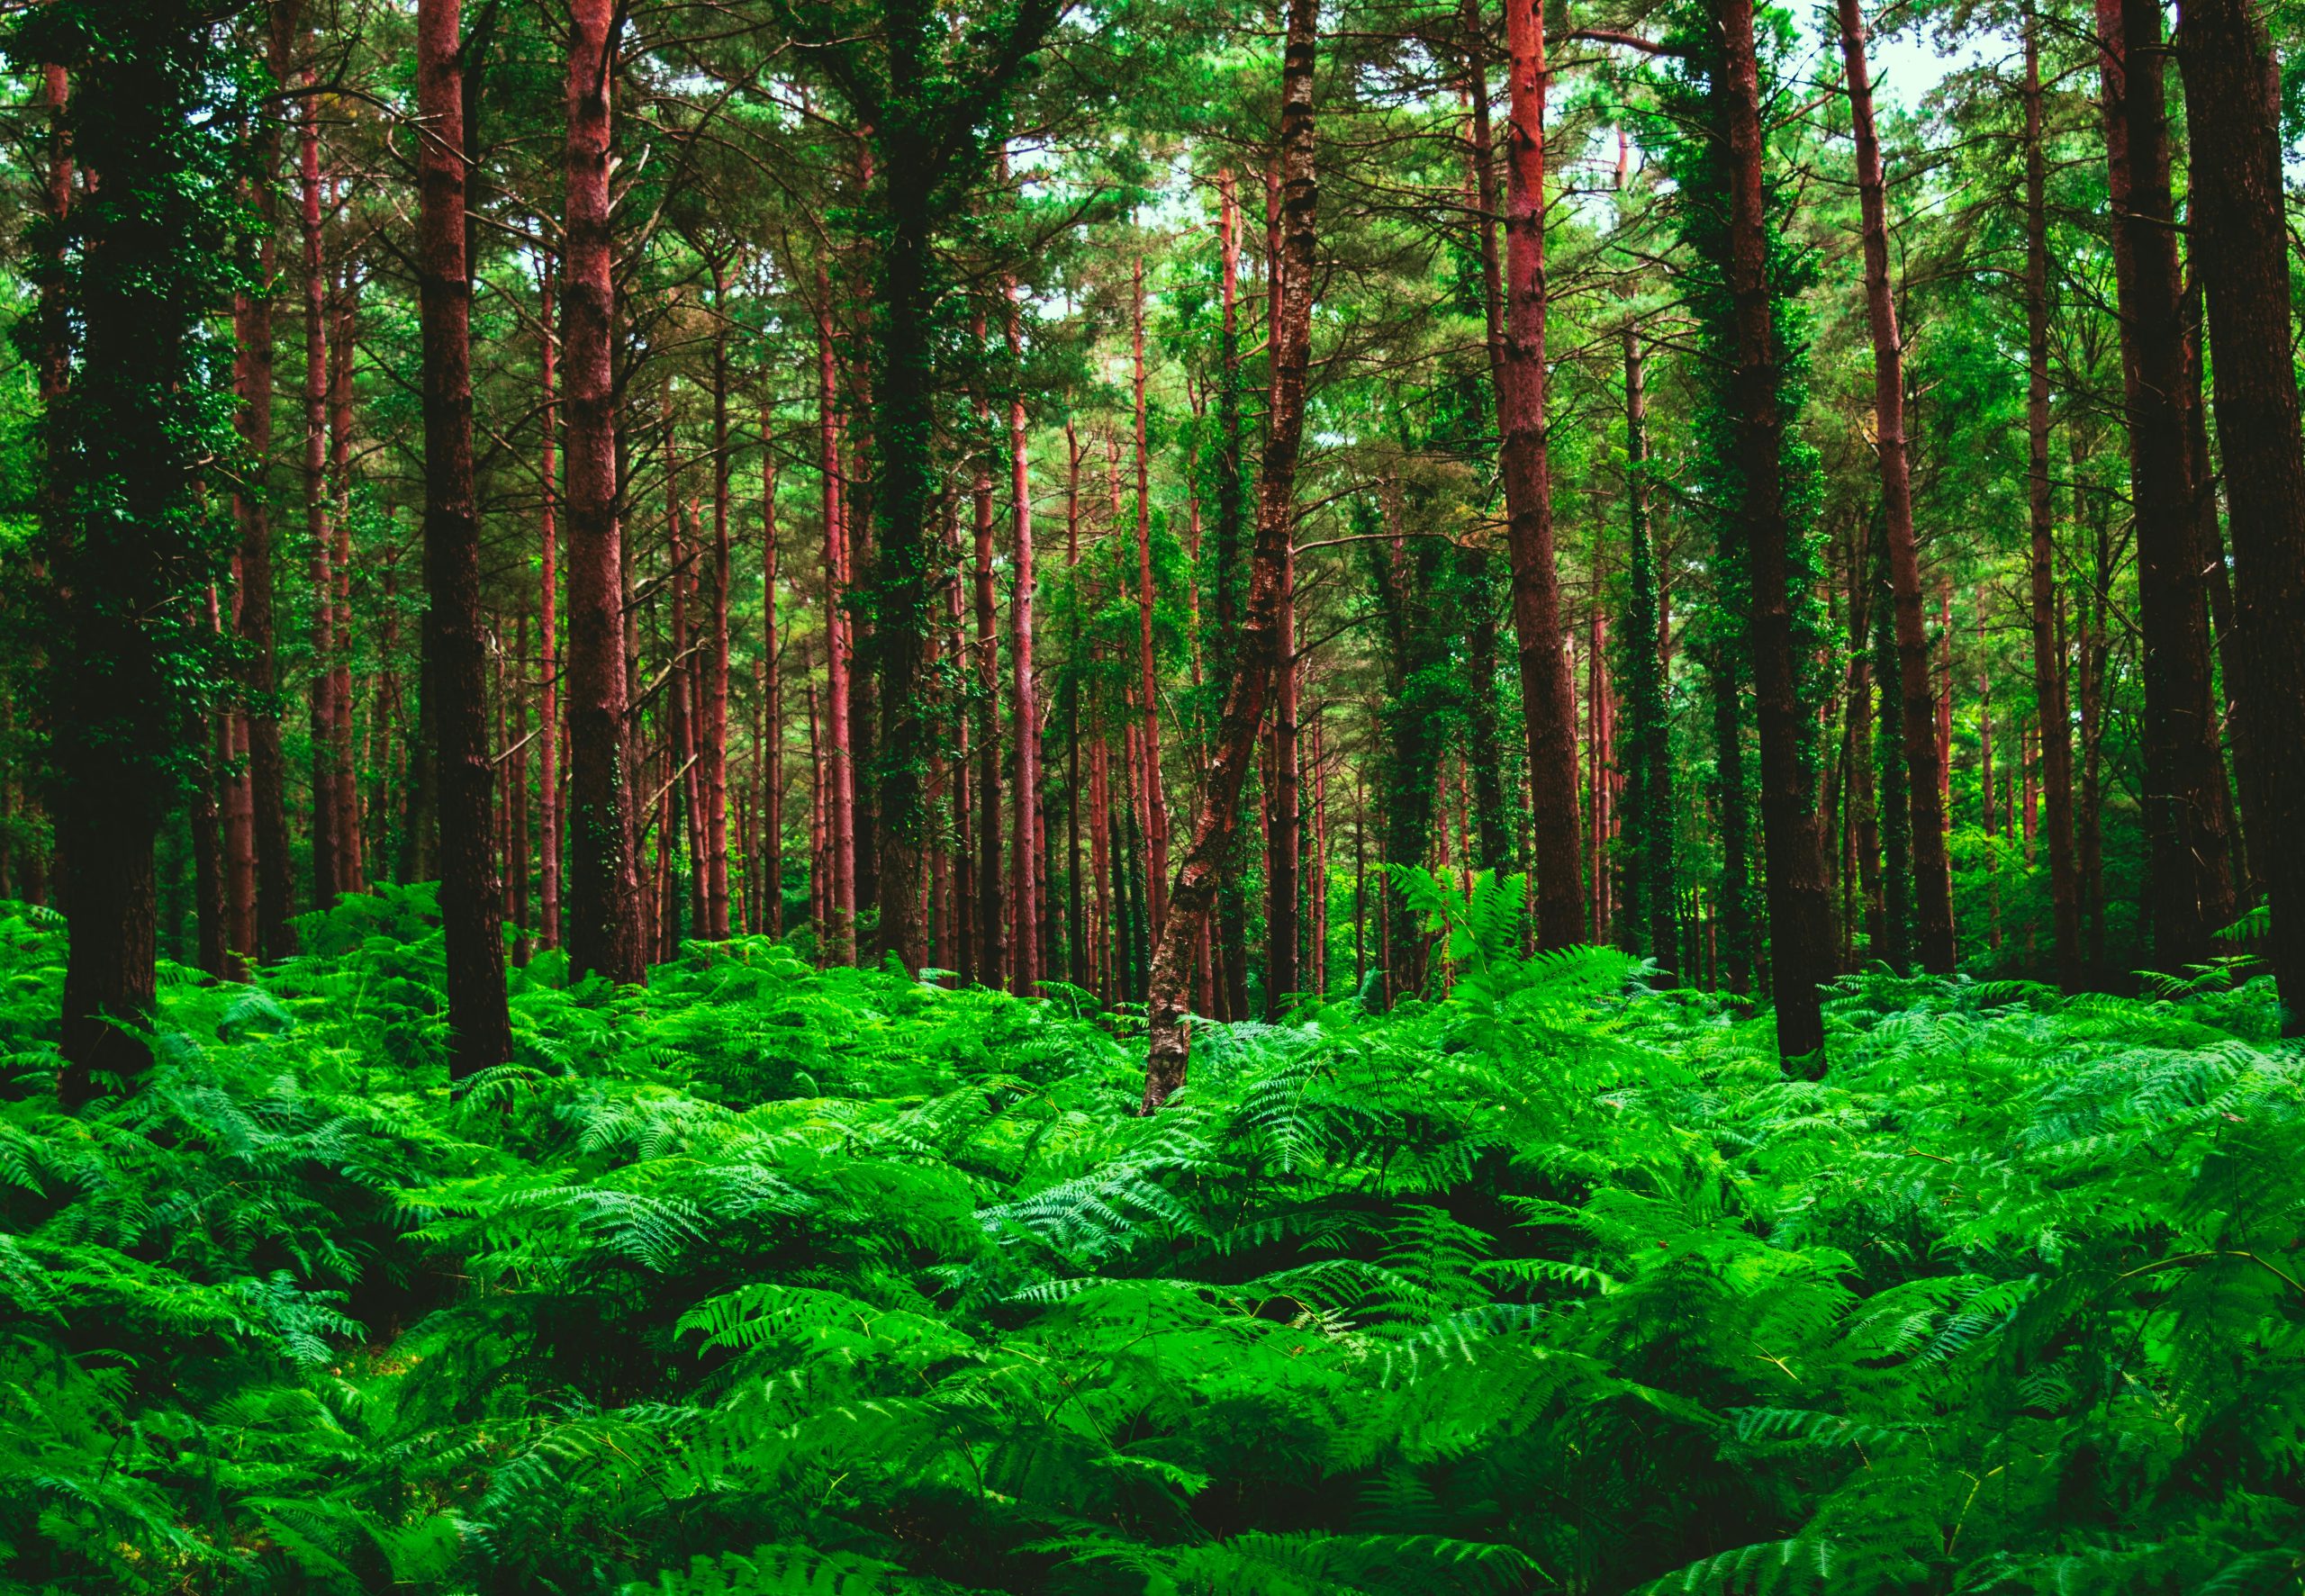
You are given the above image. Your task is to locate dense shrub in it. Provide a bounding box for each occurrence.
[3,880,2302,1593]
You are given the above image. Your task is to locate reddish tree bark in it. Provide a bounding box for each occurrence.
[972,312,1005,987]
[761,437,783,936]
[704,268,734,939]
[1835,0,1954,973]
[1143,0,1319,1107]
[327,262,360,893]
[418,0,511,1073]
[1007,292,1040,995]
[1496,0,1585,949]
[1722,0,1833,1060]
[536,263,560,947]
[560,0,645,984]
[2179,0,2305,1024]
[818,275,857,961]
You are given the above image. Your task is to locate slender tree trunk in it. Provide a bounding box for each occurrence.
[704,269,734,939]
[666,422,697,952]
[230,4,294,962]
[536,264,561,947]
[1496,0,1585,948]
[561,0,644,984]
[1132,257,1171,940]
[298,33,339,910]
[1623,326,1678,974]
[1268,529,1300,1010]
[511,613,531,962]
[971,318,1006,988]
[1007,293,1039,995]
[818,278,857,962]
[2100,0,2235,969]
[1835,0,1954,974]
[2020,5,2080,987]
[419,0,511,1073]
[762,440,783,936]
[328,267,360,893]
[2179,0,2305,1024]
[1143,0,1318,1107]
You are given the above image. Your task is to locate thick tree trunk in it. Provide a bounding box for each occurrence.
[1722,0,1832,1059]
[2179,0,2305,1025]
[1213,176,1252,1022]
[59,803,157,1108]
[1835,0,1954,974]
[2100,0,2235,969]
[418,0,511,1076]
[869,118,941,973]
[1496,0,1586,949]
[1143,0,1318,1108]
[560,0,646,984]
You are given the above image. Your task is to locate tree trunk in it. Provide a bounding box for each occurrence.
[537,263,560,947]
[762,437,782,936]
[1268,530,1300,1011]
[2021,4,2080,987]
[1007,292,1040,995]
[1835,0,1954,974]
[298,32,339,910]
[418,0,511,1076]
[818,276,857,962]
[1132,257,1171,941]
[704,269,734,939]
[1496,0,1585,949]
[511,613,531,962]
[1143,0,1318,1108]
[560,0,646,984]
[2100,0,2236,969]
[232,2,294,963]
[1722,0,1832,1059]
[328,263,360,893]
[1623,325,1678,975]
[2178,0,2305,1024]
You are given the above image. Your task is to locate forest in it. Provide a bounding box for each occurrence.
[6,0,2305,1587]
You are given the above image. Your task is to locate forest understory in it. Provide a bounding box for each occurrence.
[5,882,2304,1594]
[16,0,2305,1584]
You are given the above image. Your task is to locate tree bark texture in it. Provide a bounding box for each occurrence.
[418,0,511,1076]
[1143,0,1319,1110]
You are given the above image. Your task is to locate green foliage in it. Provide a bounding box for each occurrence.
[5,885,2305,1592]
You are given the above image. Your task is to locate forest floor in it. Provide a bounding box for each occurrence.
[5,881,2303,1594]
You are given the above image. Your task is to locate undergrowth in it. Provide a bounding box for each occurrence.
[4,877,2304,1593]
